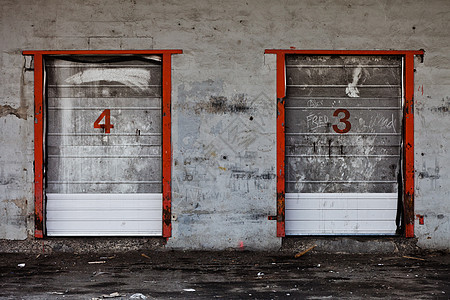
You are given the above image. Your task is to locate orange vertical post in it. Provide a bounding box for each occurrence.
[276,52,286,237]
[162,53,172,238]
[33,54,44,238]
[404,53,415,237]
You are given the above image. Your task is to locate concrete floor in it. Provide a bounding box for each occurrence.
[1,251,449,299]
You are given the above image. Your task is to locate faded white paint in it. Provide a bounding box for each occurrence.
[345,66,362,98]
[65,68,152,91]
[0,0,449,251]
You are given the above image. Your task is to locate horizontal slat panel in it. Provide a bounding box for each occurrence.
[285,221,396,235]
[285,193,397,235]
[47,210,162,220]
[286,183,397,194]
[286,157,398,183]
[47,109,161,134]
[286,135,400,151]
[48,86,161,98]
[285,55,402,66]
[286,145,400,156]
[47,185,161,194]
[286,209,397,221]
[46,223,162,236]
[286,193,398,209]
[47,158,162,182]
[46,59,161,85]
[47,193,162,207]
[48,146,161,156]
[285,108,400,134]
[286,86,400,98]
[47,97,161,108]
[286,97,401,108]
[46,193,162,236]
[286,67,401,86]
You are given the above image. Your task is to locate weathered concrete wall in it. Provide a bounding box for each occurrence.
[1,0,449,250]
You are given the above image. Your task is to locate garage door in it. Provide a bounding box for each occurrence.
[45,56,163,236]
[285,55,402,235]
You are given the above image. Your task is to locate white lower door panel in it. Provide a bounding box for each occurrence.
[46,193,162,236]
[286,193,397,235]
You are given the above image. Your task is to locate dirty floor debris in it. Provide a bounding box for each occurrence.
[0,251,449,299]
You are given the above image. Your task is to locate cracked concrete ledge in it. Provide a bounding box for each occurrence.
[281,237,424,255]
[0,238,166,254]
[0,236,432,255]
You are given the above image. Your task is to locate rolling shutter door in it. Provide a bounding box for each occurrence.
[45,56,163,236]
[285,55,402,235]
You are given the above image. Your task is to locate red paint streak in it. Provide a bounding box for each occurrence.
[332,109,351,134]
[417,85,424,95]
[404,54,415,238]
[162,53,173,238]
[34,54,44,238]
[23,50,183,55]
[93,109,114,133]
[416,214,424,225]
[239,241,244,250]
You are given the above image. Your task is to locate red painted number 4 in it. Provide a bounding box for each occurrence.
[94,109,114,133]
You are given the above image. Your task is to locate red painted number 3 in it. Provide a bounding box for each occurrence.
[333,109,351,134]
[94,109,114,133]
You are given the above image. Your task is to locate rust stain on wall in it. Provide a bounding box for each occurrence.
[4,198,27,214]
[1,64,30,120]
[0,104,28,120]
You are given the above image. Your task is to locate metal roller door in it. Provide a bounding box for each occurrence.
[45,56,163,236]
[285,55,402,235]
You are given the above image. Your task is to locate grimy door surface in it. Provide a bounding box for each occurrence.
[285,55,402,235]
[45,56,163,236]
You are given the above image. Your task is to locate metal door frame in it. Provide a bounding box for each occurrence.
[265,49,424,238]
[23,50,182,239]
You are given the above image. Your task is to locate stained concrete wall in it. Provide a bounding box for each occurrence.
[0,0,449,251]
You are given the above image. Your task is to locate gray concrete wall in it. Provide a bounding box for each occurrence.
[1,0,449,250]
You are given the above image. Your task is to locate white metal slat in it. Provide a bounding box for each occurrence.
[285,193,397,235]
[46,194,162,236]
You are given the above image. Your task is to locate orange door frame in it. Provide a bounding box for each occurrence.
[22,50,182,239]
[265,49,424,238]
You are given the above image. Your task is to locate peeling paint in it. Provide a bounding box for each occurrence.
[345,66,362,98]
[3,198,27,214]
[1,66,29,120]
